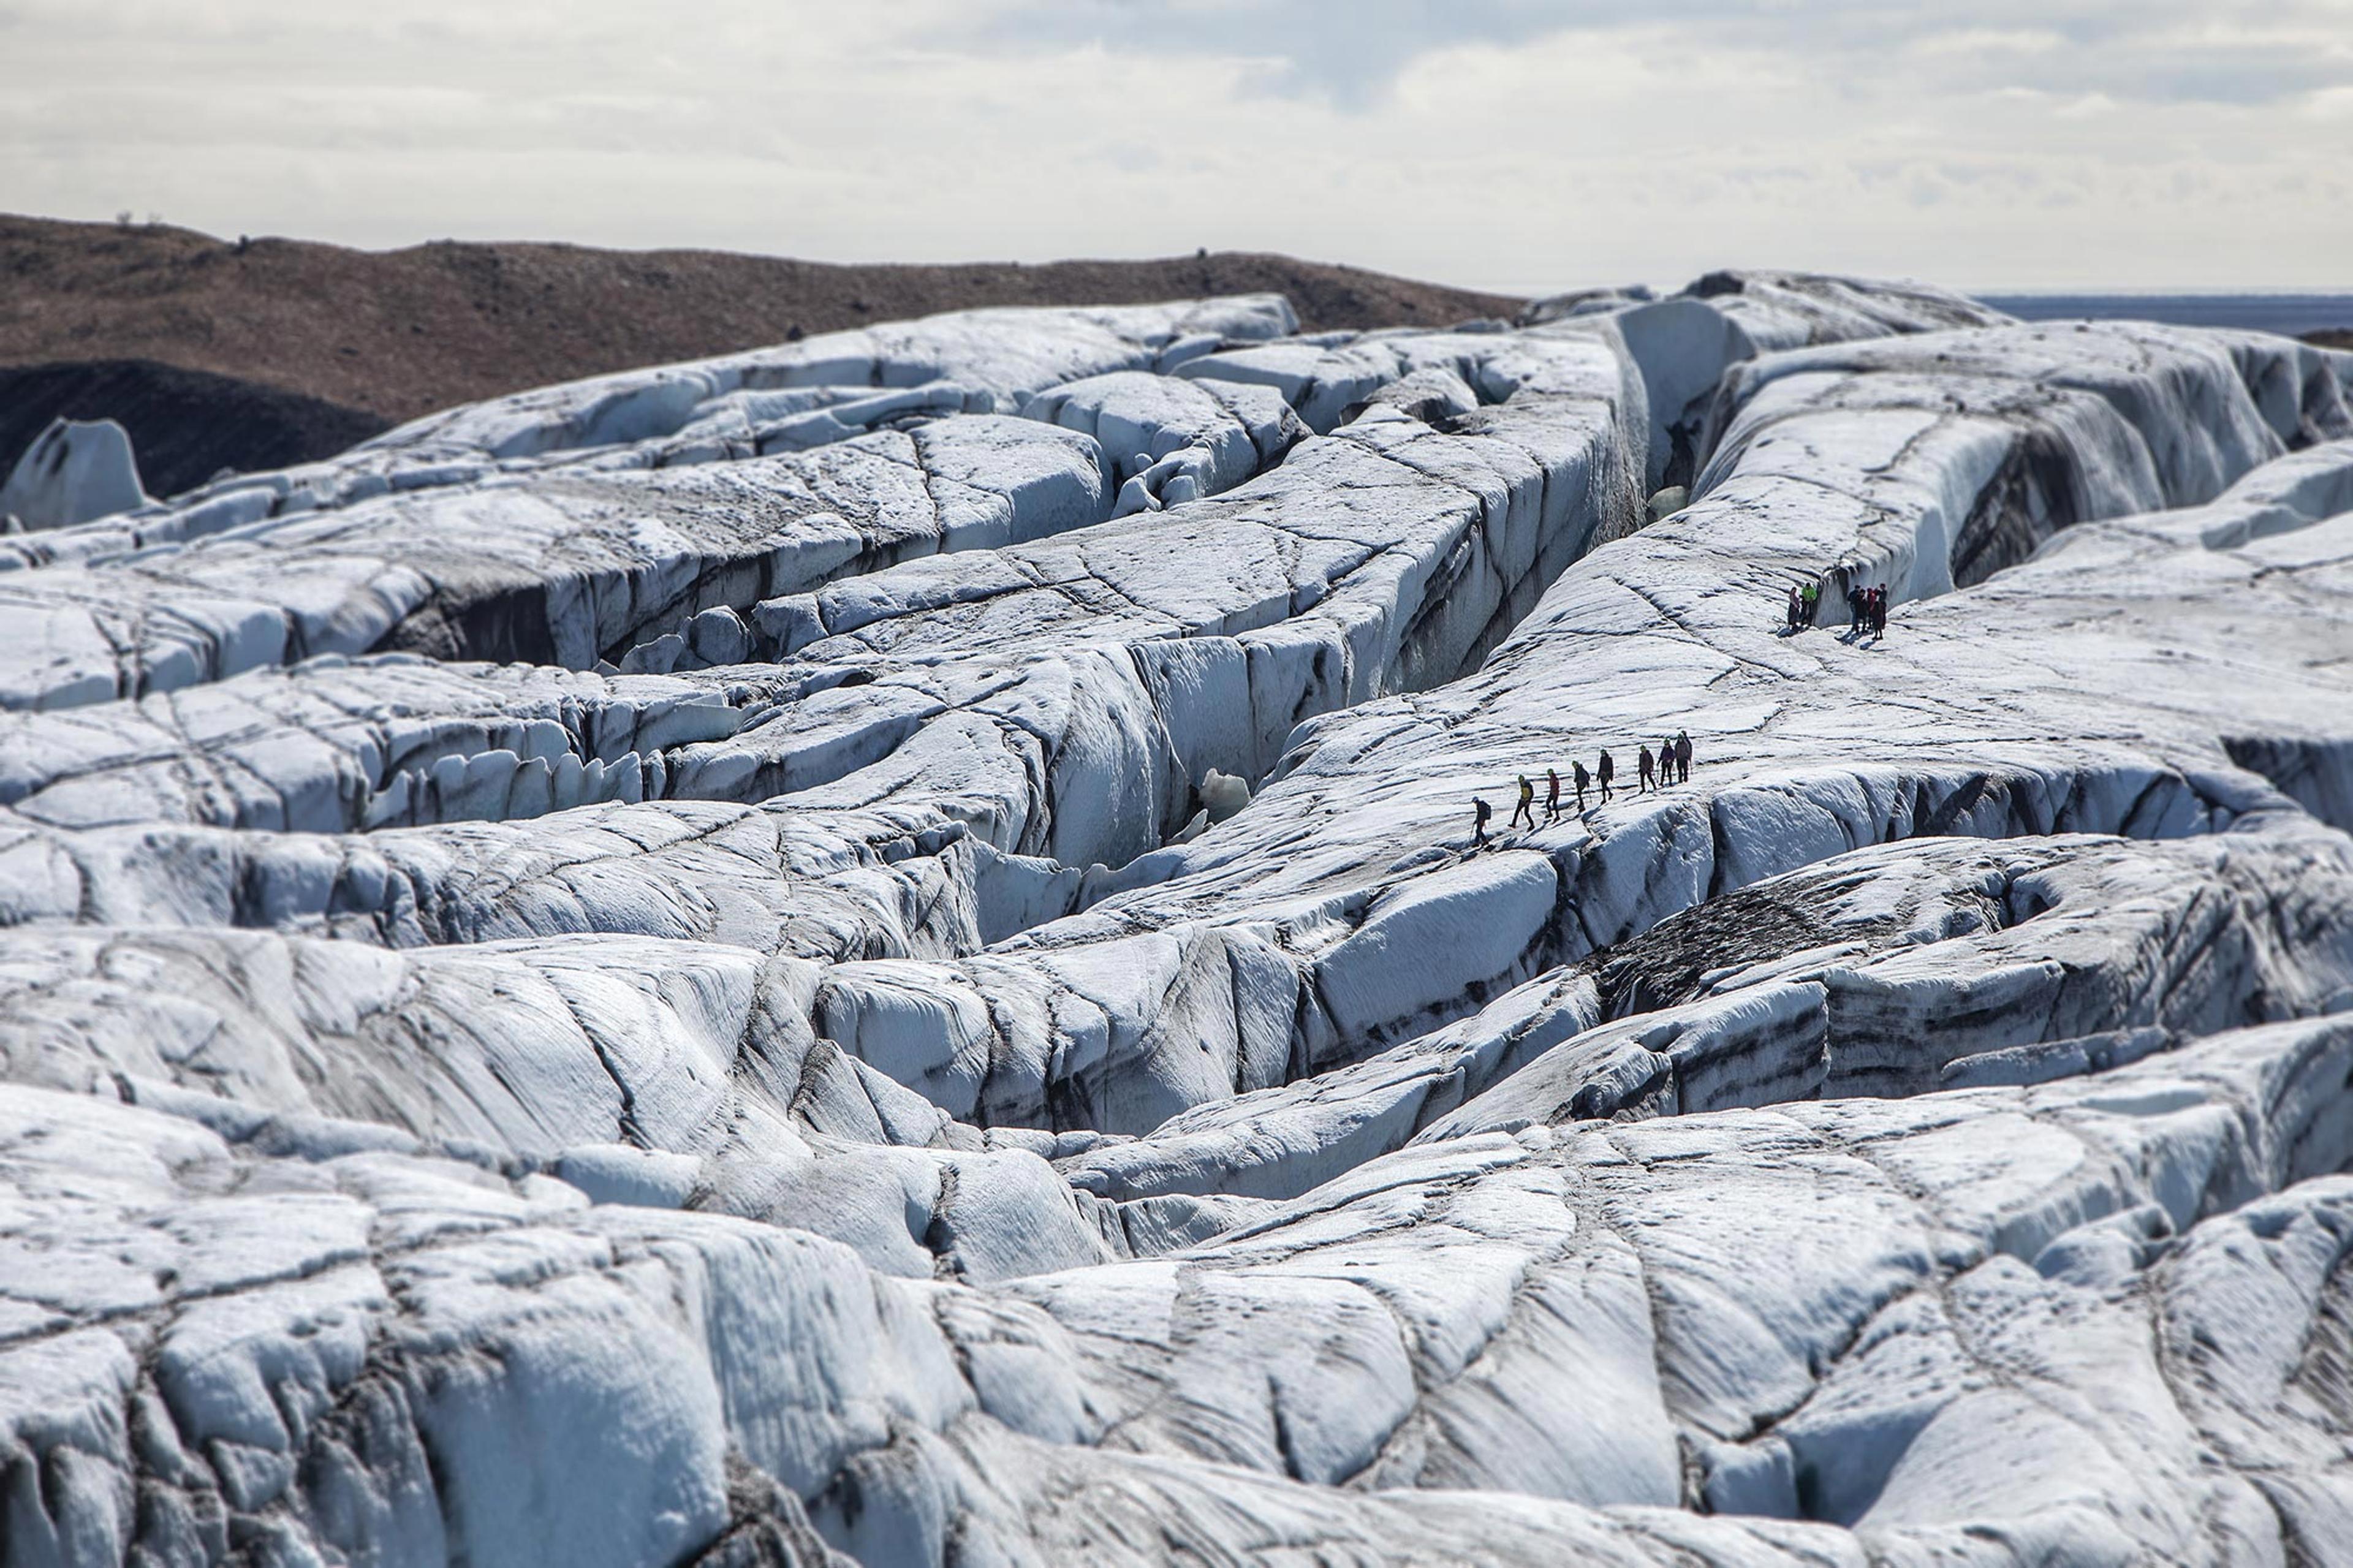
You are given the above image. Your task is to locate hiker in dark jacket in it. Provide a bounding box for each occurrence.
[1473,796,1492,847]
[1597,749,1615,803]
[1572,759,1590,812]
[1545,768,1563,821]
[1674,730,1692,783]
[1873,587,1890,637]
[1637,744,1657,793]
[1785,585,1803,632]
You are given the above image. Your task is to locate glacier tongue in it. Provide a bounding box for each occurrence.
[6,272,2353,1567]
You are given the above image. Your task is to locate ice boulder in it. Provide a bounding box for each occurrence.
[1198,768,1250,823]
[0,417,148,530]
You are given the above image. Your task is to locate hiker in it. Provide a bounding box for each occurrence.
[1873,587,1890,637]
[1473,795,1493,847]
[1784,585,1803,632]
[1659,738,1678,786]
[1511,773,1537,830]
[1545,768,1563,821]
[1572,759,1590,812]
[1638,745,1657,793]
[1597,749,1615,803]
[1802,581,1821,626]
[1674,730,1692,784]
[1845,583,1865,638]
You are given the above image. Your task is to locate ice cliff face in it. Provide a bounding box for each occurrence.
[5,271,2353,1567]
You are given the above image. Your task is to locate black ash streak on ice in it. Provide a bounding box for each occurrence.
[2,274,2353,1567]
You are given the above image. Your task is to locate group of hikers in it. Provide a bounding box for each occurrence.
[1473,732,1692,845]
[1783,578,1891,640]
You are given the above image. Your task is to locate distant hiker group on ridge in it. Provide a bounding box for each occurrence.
[1784,581,1820,631]
[1845,582,1890,640]
[1783,574,1890,640]
[1474,732,1692,847]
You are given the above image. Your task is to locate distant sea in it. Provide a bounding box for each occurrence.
[1977,293,2353,339]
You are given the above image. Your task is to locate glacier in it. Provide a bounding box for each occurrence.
[4,271,2353,1567]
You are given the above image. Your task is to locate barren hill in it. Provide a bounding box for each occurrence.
[0,214,1523,490]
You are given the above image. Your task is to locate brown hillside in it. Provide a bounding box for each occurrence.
[0,214,1524,429]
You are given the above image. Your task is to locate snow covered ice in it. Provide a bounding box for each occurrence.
[4,275,2353,1567]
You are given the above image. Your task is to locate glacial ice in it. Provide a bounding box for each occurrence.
[0,419,147,534]
[5,268,2353,1567]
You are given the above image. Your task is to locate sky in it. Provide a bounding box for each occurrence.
[1,0,2348,297]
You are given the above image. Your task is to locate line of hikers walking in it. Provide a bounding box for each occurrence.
[1474,732,1692,845]
[1784,576,1889,640]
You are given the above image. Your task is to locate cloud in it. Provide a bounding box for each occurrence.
[963,0,1585,105]
[969,0,2353,110]
[0,0,2347,290]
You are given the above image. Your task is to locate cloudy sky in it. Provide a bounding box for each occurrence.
[2,0,2347,294]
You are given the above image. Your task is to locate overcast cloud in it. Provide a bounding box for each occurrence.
[1,0,2346,293]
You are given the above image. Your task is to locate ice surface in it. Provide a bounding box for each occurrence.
[6,277,2353,1567]
[0,297,1292,564]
